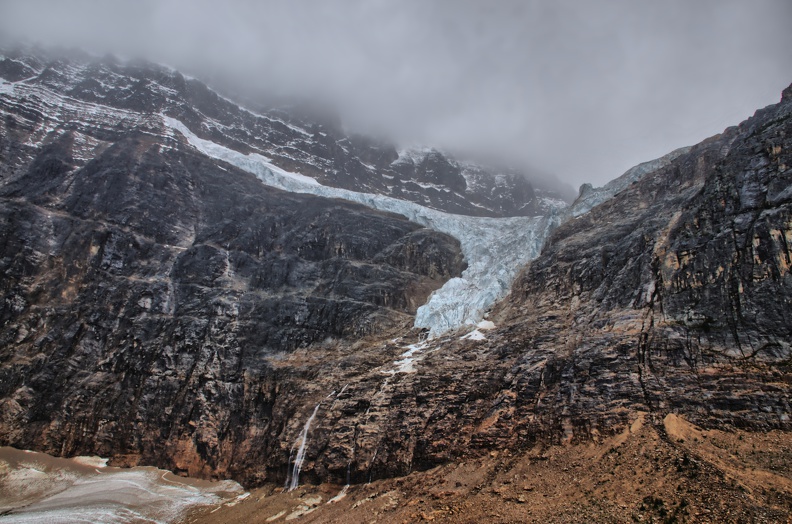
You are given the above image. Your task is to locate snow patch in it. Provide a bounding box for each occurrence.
[382,341,430,375]
[392,147,433,166]
[413,181,452,192]
[327,485,349,504]
[266,510,288,522]
[70,456,108,468]
[225,492,251,507]
[539,196,569,212]
[461,329,486,341]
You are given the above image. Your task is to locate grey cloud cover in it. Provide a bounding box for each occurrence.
[1,0,790,188]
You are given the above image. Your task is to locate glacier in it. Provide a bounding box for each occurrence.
[164,116,562,336]
[2,70,679,337]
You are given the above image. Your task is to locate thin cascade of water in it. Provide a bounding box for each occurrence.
[367,447,379,484]
[346,462,352,485]
[283,447,295,490]
[287,403,322,491]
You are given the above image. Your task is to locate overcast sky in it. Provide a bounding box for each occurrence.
[1,0,790,189]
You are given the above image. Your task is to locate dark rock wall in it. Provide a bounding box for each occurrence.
[497,88,792,434]
[175,86,789,488]
[253,86,791,487]
[0,123,464,482]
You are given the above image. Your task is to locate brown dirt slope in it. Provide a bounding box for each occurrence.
[184,412,792,523]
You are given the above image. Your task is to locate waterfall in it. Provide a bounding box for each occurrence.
[283,448,295,490]
[287,403,321,491]
[346,461,352,485]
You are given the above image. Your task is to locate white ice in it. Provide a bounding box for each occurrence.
[164,116,561,336]
[461,329,486,341]
[381,341,430,375]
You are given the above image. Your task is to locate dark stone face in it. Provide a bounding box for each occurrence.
[0,51,466,482]
[492,83,792,441]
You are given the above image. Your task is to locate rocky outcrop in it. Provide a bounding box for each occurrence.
[496,87,792,433]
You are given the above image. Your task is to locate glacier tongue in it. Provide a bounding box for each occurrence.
[164,116,561,336]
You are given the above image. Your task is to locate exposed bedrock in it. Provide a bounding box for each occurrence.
[0,131,464,483]
[0,48,790,489]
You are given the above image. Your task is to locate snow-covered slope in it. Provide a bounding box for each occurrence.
[570,146,692,217]
[165,116,562,336]
[0,447,243,523]
[0,47,567,338]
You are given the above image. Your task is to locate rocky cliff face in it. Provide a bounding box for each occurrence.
[206,84,788,487]
[0,48,468,483]
[496,85,792,433]
[0,46,789,493]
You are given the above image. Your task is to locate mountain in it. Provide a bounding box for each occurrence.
[0,47,570,218]
[0,46,563,483]
[0,47,791,522]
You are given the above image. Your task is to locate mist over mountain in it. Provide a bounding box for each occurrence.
[1,0,790,189]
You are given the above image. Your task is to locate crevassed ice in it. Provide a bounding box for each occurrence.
[164,116,562,336]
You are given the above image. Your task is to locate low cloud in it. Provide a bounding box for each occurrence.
[1,0,790,188]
